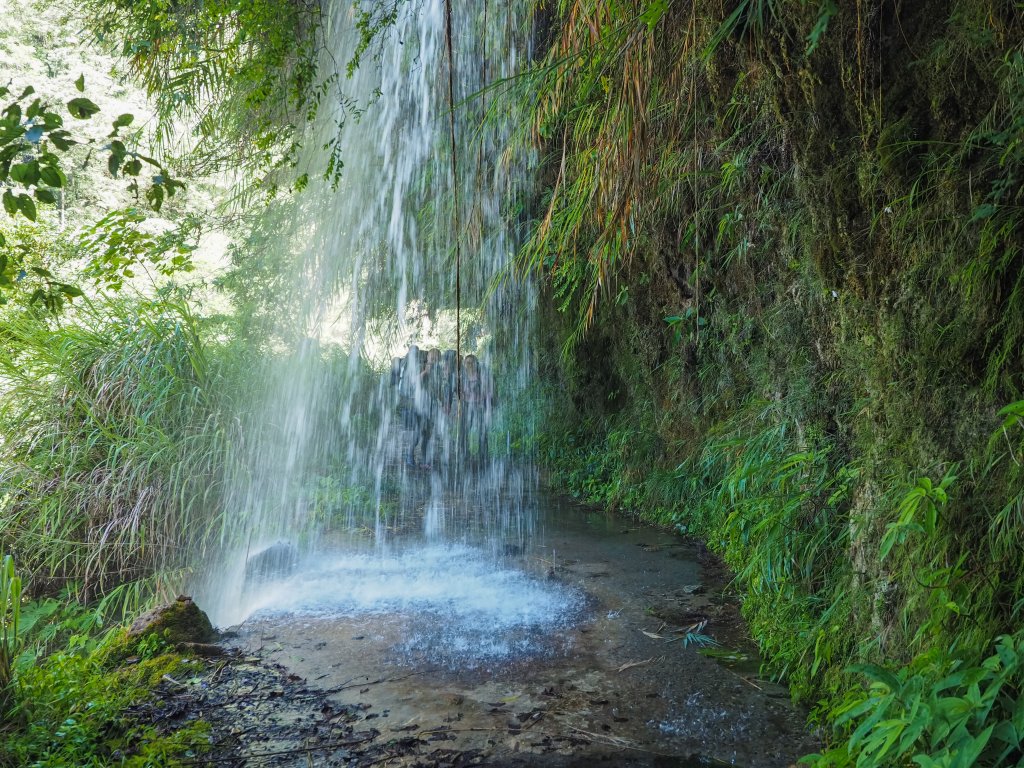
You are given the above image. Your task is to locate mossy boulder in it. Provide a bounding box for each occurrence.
[128,595,217,645]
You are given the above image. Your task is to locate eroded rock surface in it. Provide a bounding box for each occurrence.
[208,498,818,767]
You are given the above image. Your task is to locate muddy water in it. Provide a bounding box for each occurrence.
[225,495,817,766]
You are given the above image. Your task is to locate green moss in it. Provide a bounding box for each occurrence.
[2,629,210,767]
[127,596,217,647]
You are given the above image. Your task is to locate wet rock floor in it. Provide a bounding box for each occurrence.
[163,500,817,766]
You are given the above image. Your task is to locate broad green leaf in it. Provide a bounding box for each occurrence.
[639,0,669,31]
[49,130,74,150]
[879,523,901,560]
[951,723,995,768]
[75,74,85,92]
[9,160,40,186]
[146,184,164,211]
[851,663,902,692]
[67,97,100,119]
[39,165,65,188]
[17,193,37,221]
[970,203,997,221]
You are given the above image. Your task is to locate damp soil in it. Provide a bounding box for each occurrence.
[173,496,818,766]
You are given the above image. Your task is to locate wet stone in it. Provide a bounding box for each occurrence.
[199,497,818,767]
[244,540,299,587]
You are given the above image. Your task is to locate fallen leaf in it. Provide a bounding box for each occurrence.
[676,619,708,634]
[617,657,654,673]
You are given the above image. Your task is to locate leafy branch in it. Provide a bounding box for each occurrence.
[879,470,958,562]
[0,75,187,307]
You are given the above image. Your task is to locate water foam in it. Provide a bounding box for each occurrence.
[234,544,581,666]
[242,545,578,623]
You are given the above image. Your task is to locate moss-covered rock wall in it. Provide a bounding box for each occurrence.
[526,1,1024,764]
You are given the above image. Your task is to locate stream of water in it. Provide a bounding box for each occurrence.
[225,499,819,767]
[197,0,543,626]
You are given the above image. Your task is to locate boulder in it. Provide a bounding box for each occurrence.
[244,540,299,585]
[129,595,217,645]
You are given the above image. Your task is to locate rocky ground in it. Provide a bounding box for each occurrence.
[131,501,816,767]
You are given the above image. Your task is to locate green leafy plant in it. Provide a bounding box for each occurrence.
[1,613,210,767]
[807,635,1024,767]
[879,470,958,561]
[701,0,783,60]
[0,555,22,714]
[0,294,241,609]
[79,208,199,291]
[0,77,186,307]
[83,0,322,187]
[0,78,182,221]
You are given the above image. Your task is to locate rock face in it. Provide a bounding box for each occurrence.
[244,541,299,586]
[129,595,217,644]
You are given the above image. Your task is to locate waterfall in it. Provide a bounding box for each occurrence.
[198,0,538,626]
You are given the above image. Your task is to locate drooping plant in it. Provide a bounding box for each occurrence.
[0,555,22,715]
[527,0,1024,764]
[81,0,323,187]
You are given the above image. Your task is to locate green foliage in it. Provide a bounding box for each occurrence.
[311,475,376,529]
[530,1,1024,764]
[0,77,189,306]
[349,1,405,76]
[83,0,322,185]
[516,0,814,353]
[807,636,1024,767]
[0,294,242,608]
[79,208,198,291]
[0,219,99,313]
[0,555,22,714]
[0,80,182,220]
[879,471,956,562]
[804,1,837,54]
[0,597,209,768]
[701,0,782,60]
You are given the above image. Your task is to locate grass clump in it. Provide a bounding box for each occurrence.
[0,292,246,611]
